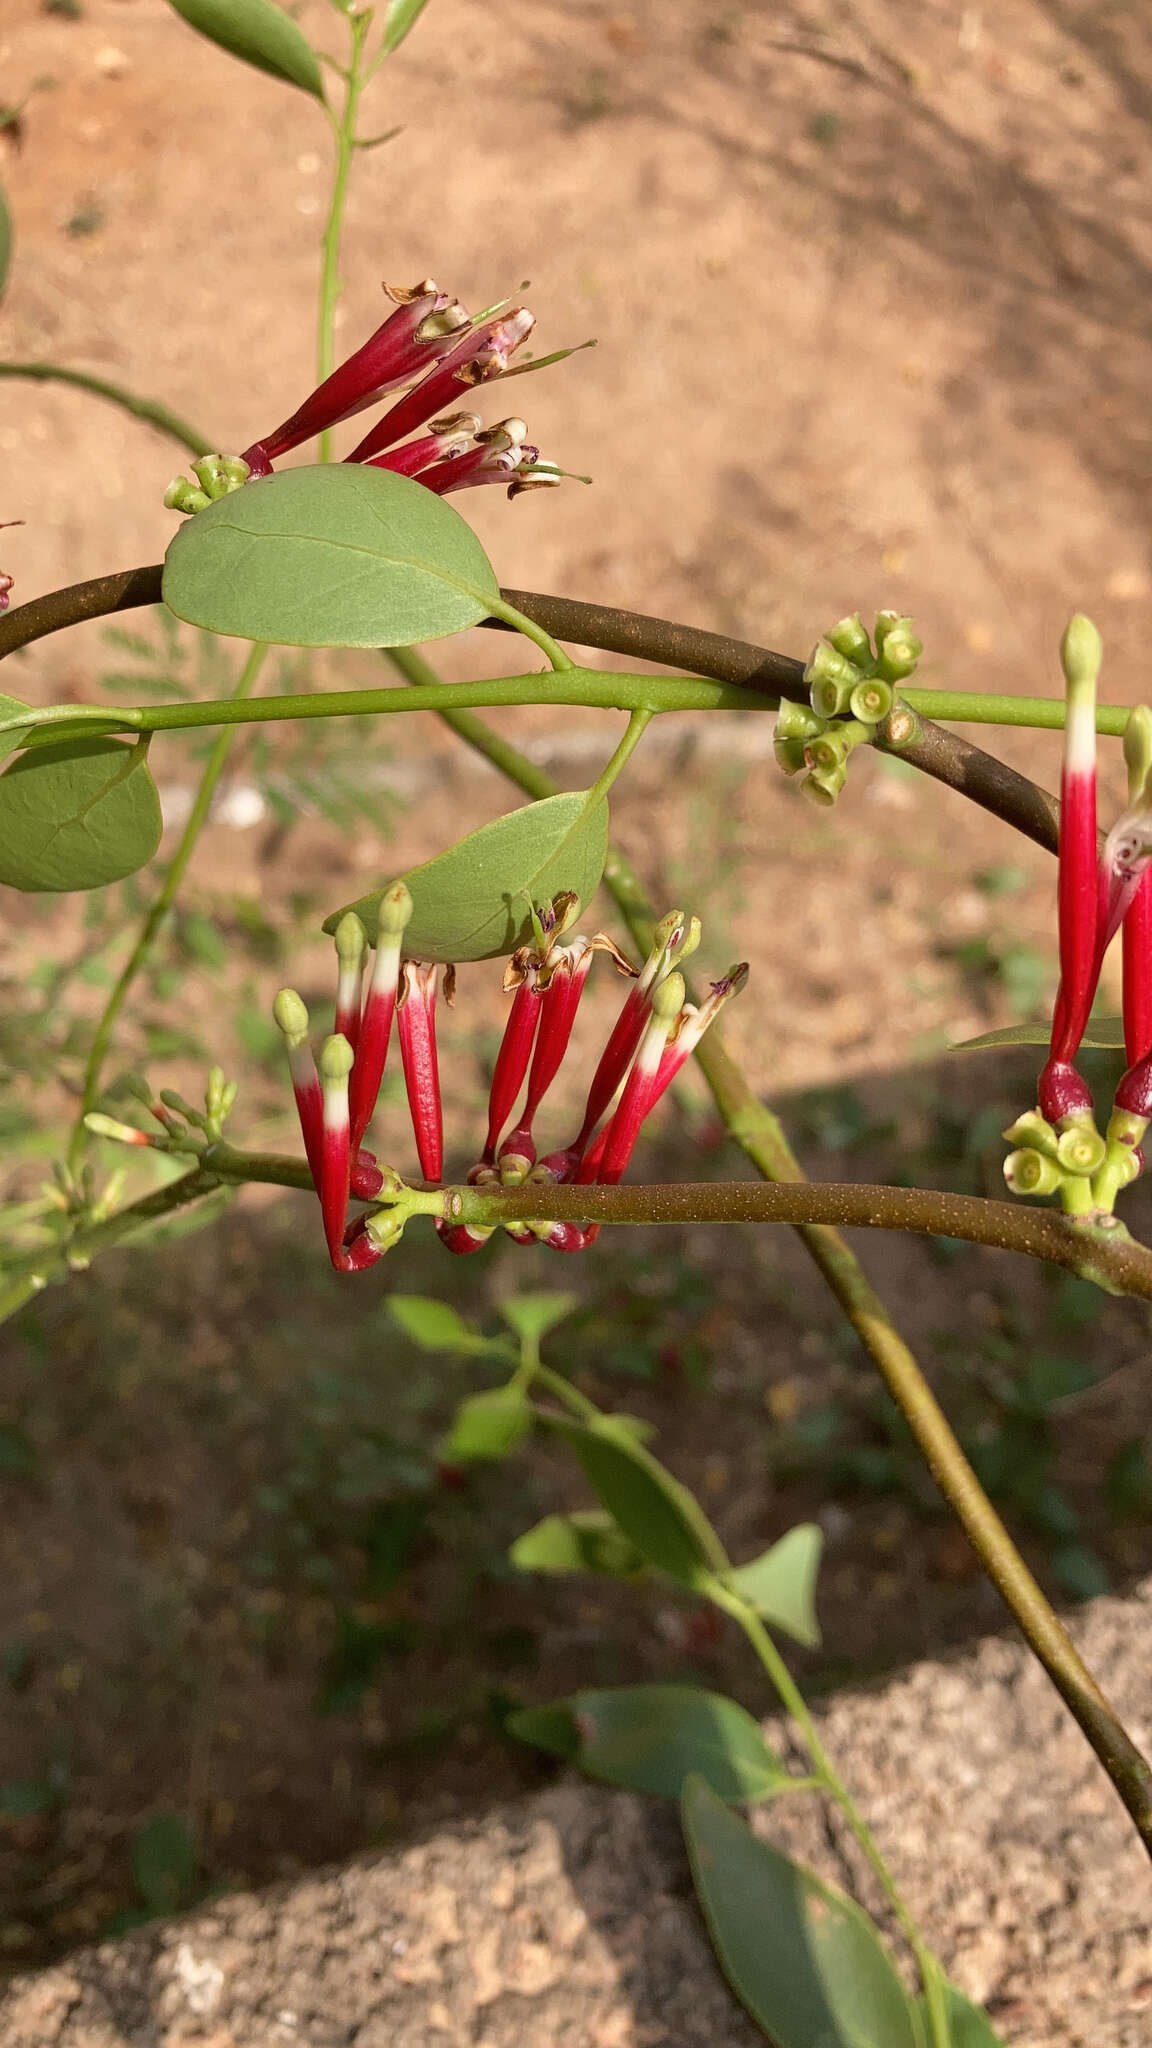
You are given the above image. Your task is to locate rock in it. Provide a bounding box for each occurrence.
[2,1583,1151,2046]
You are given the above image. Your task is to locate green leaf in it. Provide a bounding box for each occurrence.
[500,1292,580,1346]
[131,1812,197,1916]
[324,790,609,963]
[0,182,10,305]
[163,466,499,648]
[0,693,33,758]
[914,1986,1006,2046]
[165,0,324,98]
[951,1018,1125,1052]
[383,0,434,52]
[440,1387,532,1463]
[388,1294,486,1353]
[682,1777,922,2048]
[725,1525,823,1648]
[546,1416,727,1589]
[509,1508,647,1580]
[0,738,162,892]
[510,1686,790,1802]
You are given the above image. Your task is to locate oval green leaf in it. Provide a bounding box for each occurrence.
[165,0,324,98]
[324,790,609,962]
[914,1987,1006,2046]
[387,1294,488,1354]
[510,1686,790,1802]
[725,1524,823,1648]
[951,1018,1124,1052]
[0,693,33,758]
[499,1292,579,1346]
[546,1415,728,1589]
[163,465,499,649]
[0,738,162,892]
[509,1509,647,1581]
[682,1776,922,2048]
[439,1388,532,1464]
[384,0,434,52]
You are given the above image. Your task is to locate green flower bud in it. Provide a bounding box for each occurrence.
[1055,1123,1107,1177]
[875,623,923,683]
[805,731,848,776]
[827,613,873,666]
[191,454,251,501]
[273,988,310,1044]
[774,736,808,777]
[164,477,211,516]
[849,676,895,724]
[774,696,825,743]
[651,970,686,1021]
[375,879,415,941]
[1002,1110,1059,1158]
[335,911,369,966]
[805,640,859,719]
[319,1033,355,1084]
[800,762,847,807]
[1004,1147,1062,1197]
[1060,613,1103,693]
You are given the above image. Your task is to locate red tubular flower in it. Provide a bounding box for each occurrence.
[318,1034,355,1268]
[499,939,597,1174]
[346,310,535,464]
[273,988,324,1190]
[333,913,368,1055]
[1039,616,1103,1124]
[348,882,413,1155]
[483,970,543,1167]
[569,911,696,1163]
[241,281,470,473]
[398,961,444,1183]
[582,973,686,1186]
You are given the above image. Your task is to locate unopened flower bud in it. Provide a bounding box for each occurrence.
[806,640,859,719]
[1002,1110,1059,1158]
[849,676,895,723]
[1060,613,1104,693]
[273,987,310,1045]
[801,762,847,807]
[875,624,923,683]
[1004,1147,1062,1197]
[828,613,872,665]
[1055,1122,1107,1176]
[164,477,211,516]
[191,454,251,500]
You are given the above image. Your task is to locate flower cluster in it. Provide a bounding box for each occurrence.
[1004,615,1152,1221]
[166,278,574,514]
[774,610,922,808]
[273,891,747,1270]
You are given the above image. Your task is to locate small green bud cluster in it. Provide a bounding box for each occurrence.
[775,611,923,807]
[1002,1104,1145,1223]
[84,1064,239,1157]
[164,454,252,517]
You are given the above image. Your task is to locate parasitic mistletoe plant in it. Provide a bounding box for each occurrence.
[2,4,1152,2044]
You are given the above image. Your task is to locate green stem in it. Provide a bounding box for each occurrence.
[711,1587,951,2046]
[902,689,1129,736]
[67,642,269,1171]
[587,708,653,801]
[315,10,372,463]
[0,364,213,457]
[482,591,575,673]
[0,671,768,751]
